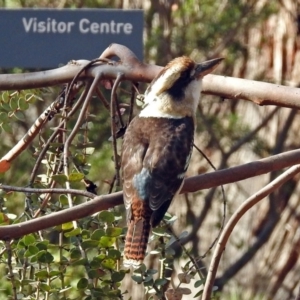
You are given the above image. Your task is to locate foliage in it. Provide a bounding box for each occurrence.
[0,210,128,299]
[0,0,299,300]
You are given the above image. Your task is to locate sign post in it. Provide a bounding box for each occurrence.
[0,9,143,68]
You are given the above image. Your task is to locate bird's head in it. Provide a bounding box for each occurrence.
[140,56,223,118]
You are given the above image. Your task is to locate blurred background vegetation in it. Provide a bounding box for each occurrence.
[1,0,300,299]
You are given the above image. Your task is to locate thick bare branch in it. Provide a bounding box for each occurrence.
[0,192,122,240]
[0,44,299,109]
[202,74,300,109]
[1,148,300,240]
[181,148,300,192]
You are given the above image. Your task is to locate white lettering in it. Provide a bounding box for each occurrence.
[110,20,116,33]
[124,23,133,34]
[57,22,66,33]
[67,22,75,33]
[79,18,90,33]
[22,17,133,34]
[22,17,34,33]
[78,19,133,34]
[100,23,109,33]
[50,18,57,33]
[37,21,46,33]
[116,23,123,33]
[90,22,99,34]
[22,17,75,34]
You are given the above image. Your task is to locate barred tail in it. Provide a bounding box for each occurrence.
[123,218,151,268]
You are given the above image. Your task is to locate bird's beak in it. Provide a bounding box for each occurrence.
[195,57,224,78]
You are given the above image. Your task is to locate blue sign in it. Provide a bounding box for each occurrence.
[0,9,143,68]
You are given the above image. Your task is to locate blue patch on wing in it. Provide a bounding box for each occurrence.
[133,168,152,200]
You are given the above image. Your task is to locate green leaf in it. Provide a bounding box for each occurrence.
[88,269,98,279]
[146,269,158,275]
[35,241,48,251]
[62,222,74,232]
[84,147,95,155]
[1,102,11,111]
[40,283,51,292]
[70,248,82,260]
[37,251,54,263]
[194,279,205,288]
[111,271,126,282]
[35,270,48,279]
[0,212,9,224]
[74,153,85,164]
[13,110,26,121]
[107,290,122,297]
[99,236,115,248]
[59,194,69,206]
[81,239,99,249]
[64,228,81,237]
[101,258,116,270]
[58,286,72,293]
[91,229,105,240]
[1,91,9,103]
[2,122,12,133]
[155,278,168,286]
[144,277,154,286]
[106,227,122,237]
[51,174,68,185]
[82,164,91,175]
[68,172,85,182]
[23,234,36,246]
[152,227,169,237]
[27,245,39,255]
[49,270,61,277]
[107,249,121,259]
[9,98,18,110]
[131,274,143,284]
[98,211,114,223]
[178,287,192,295]
[71,258,88,266]
[77,278,88,290]
[165,236,177,248]
[18,98,29,110]
[81,229,90,239]
[135,263,146,274]
[164,214,178,224]
[0,112,8,122]
[90,258,101,269]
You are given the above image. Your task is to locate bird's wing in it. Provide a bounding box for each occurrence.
[144,117,194,226]
[121,117,149,221]
[121,116,194,226]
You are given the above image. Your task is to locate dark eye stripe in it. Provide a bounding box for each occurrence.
[166,71,193,100]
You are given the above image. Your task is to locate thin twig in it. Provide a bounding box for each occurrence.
[0,184,96,199]
[201,164,300,300]
[63,73,102,222]
[96,87,110,110]
[192,144,227,260]
[6,240,17,300]
[110,73,124,187]
[128,83,138,123]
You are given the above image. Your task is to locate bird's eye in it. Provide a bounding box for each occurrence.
[180,70,190,80]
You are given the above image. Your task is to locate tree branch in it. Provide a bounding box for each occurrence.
[0,44,299,110]
[0,191,122,240]
[1,148,300,240]
[201,164,300,300]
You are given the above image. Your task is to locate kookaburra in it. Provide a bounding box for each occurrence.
[121,56,223,268]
